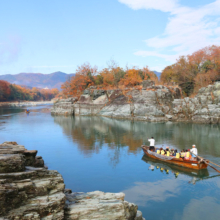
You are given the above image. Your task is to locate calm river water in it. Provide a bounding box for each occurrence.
[1,105,220,220]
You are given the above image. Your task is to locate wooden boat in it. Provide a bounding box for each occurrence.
[141,145,209,170]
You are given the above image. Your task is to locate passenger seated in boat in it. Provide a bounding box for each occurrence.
[184,151,190,160]
[176,152,180,158]
[181,150,185,158]
[166,150,170,156]
[157,149,160,154]
[173,149,177,156]
[161,149,165,155]
[170,149,175,155]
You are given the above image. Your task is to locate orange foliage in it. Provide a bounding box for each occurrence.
[61,62,159,97]
[100,68,115,87]
[120,69,142,87]
[0,80,11,100]
[0,79,59,101]
[142,66,158,83]
[160,45,220,96]
[62,63,97,97]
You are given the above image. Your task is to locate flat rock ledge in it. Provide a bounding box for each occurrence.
[64,190,145,220]
[0,142,144,220]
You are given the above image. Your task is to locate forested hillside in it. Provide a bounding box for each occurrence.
[0,80,59,101]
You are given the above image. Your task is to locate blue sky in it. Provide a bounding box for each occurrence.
[0,0,219,75]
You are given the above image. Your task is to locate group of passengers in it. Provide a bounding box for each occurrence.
[156,147,193,160]
[148,137,198,161]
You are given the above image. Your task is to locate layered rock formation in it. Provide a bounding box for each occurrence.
[0,142,144,220]
[51,98,78,115]
[172,82,220,123]
[51,81,220,124]
[51,82,182,122]
[0,142,66,219]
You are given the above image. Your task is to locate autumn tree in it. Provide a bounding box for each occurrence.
[160,45,220,96]
[0,80,11,101]
[62,62,97,97]
[140,66,158,82]
[0,80,59,101]
[120,68,142,87]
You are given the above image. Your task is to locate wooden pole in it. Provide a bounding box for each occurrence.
[192,153,220,174]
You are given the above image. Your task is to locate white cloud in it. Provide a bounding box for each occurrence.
[119,0,220,65]
[181,196,220,220]
[134,51,177,62]
[118,0,179,12]
[123,176,187,206]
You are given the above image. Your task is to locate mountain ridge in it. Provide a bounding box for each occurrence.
[0,71,75,90]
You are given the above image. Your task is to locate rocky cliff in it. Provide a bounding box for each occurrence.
[0,142,144,220]
[51,81,220,124]
[172,82,220,123]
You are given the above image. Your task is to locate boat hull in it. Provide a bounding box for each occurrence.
[141,145,208,170]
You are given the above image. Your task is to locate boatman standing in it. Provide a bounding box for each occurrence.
[148,137,155,152]
[190,145,198,160]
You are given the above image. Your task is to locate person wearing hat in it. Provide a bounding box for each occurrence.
[190,145,198,160]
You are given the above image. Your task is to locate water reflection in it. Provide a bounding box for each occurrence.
[1,108,220,220]
[53,116,220,157]
[142,155,210,184]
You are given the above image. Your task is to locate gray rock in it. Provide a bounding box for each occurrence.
[64,191,144,220]
[51,83,220,124]
[165,114,173,119]
[142,80,155,89]
[0,142,66,219]
[51,98,77,116]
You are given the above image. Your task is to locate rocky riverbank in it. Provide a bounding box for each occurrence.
[51,81,220,124]
[0,142,144,220]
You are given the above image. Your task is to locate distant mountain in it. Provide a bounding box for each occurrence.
[0,71,75,90]
[153,71,161,79]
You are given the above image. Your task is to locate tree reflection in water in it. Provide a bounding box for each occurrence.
[53,116,220,167]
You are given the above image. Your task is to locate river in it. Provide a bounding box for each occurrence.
[0,105,220,220]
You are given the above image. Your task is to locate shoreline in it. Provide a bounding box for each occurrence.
[0,100,53,107]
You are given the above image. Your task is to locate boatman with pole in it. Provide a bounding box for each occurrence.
[148,137,155,152]
[190,145,198,160]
